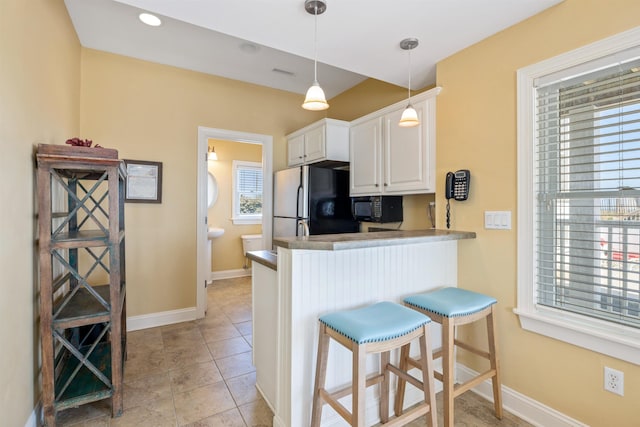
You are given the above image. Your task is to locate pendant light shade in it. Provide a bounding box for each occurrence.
[399,105,419,127]
[399,38,419,127]
[303,82,329,111]
[302,0,329,111]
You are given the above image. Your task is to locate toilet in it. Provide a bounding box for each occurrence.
[241,234,263,269]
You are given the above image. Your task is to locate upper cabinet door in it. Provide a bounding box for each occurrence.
[303,125,326,164]
[348,88,439,196]
[383,101,431,194]
[287,134,305,167]
[350,117,382,196]
[286,119,349,167]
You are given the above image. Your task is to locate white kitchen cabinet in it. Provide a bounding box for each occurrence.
[349,87,440,196]
[286,118,349,167]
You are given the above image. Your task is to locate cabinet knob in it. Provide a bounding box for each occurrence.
[384,183,388,187]
[303,154,307,158]
[375,184,379,187]
[299,156,303,159]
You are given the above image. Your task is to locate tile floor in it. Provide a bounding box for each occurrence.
[57,276,533,427]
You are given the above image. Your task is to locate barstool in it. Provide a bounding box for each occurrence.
[397,287,503,427]
[310,301,437,427]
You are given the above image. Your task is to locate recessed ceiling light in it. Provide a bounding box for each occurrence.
[139,13,161,27]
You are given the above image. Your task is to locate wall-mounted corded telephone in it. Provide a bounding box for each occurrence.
[445,170,471,228]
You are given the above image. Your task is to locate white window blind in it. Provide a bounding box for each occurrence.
[535,55,640,328]
[232,160,262,224]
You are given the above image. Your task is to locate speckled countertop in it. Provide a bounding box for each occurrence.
[273,229,476,251]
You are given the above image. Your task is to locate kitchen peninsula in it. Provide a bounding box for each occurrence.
[247,229,475,427]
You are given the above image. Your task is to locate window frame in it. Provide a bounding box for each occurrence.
[516,26,640,365]
[231,160,263,225]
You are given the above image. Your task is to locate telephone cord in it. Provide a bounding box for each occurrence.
[446,199,451,229]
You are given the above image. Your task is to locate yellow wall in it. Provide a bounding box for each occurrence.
[79,49,322,316]
[0,0,81,423]
[207,139,262,271]
[436,1,640,425]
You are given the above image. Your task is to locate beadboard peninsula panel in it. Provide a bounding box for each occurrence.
[275,240,458,427]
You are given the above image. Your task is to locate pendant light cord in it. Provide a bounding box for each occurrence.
[407,47,412,103]
[313,5,318,84]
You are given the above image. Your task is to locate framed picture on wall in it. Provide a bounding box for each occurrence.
[124,159,163,203]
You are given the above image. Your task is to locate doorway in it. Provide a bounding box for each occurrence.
[197,127,273,318]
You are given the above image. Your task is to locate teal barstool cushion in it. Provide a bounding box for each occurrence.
[404,287,497,318]
[319,301,431,345]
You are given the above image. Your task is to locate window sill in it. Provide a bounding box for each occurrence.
[514,306,640,365]
[232,217,262,225]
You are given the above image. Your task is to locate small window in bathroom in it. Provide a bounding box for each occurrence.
[232,160,262,225]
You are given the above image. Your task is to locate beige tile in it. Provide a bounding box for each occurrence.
[196,314,233,329]
[162,328,205,353]
[170,360,224,394]
[238,398,273,427]
[200,323,241,343]
[223,304,252,323]
[110,396,176,427]
[160,320,200,333]
[234,320,252,336]
[174,382,237,426]
[182,408,246,427]
[244,334,253,347]
[165,342,213,370]
[124,347,168,380]
[59,416,110,427]
[127,328,164,351]
[226,372,260,406]
[207,337,252,360]
[216,351,255,380]
[123,372,172,410]
[56,399,111,426]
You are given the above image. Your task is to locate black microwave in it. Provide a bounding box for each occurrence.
[351,196,403,223]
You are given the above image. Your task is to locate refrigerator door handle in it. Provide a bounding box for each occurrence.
[298,219,310,237]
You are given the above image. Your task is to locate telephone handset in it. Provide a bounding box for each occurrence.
[445,170,471,229]
[445,170,471,201]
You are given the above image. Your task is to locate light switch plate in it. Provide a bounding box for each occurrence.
[485,211,511,230]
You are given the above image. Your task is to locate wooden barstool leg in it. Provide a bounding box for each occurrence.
[442,318,456,427]
[380,350,390,423]
[487,306,503,419]
[352,343,367,427]
[311,323,330,427]
[418,325,437,427]
[393,343,410,416]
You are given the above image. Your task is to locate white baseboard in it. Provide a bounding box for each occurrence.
[456,364,588,427]
[210,268,251,282]
[127,307,197,331]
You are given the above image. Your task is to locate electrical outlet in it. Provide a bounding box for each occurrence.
[604,366,624,396]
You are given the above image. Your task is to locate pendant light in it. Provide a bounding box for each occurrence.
[302,0,329,111]
[399,38,420,127]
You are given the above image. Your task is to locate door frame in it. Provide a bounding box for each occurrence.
[196,126,273,318]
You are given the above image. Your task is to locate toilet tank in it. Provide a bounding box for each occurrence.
[241,234,263,256]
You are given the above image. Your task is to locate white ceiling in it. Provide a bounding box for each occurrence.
[64,0,563,99]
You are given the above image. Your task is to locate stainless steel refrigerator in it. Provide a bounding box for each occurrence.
[273,165,359,238]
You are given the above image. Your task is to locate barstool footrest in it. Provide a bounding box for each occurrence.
[387,364,423,391]
[324,373,385,401]
[383,404,431,427]
[454,368,497,397]
[455,339,490,359]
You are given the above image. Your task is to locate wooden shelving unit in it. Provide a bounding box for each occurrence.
[36,144,126,426]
